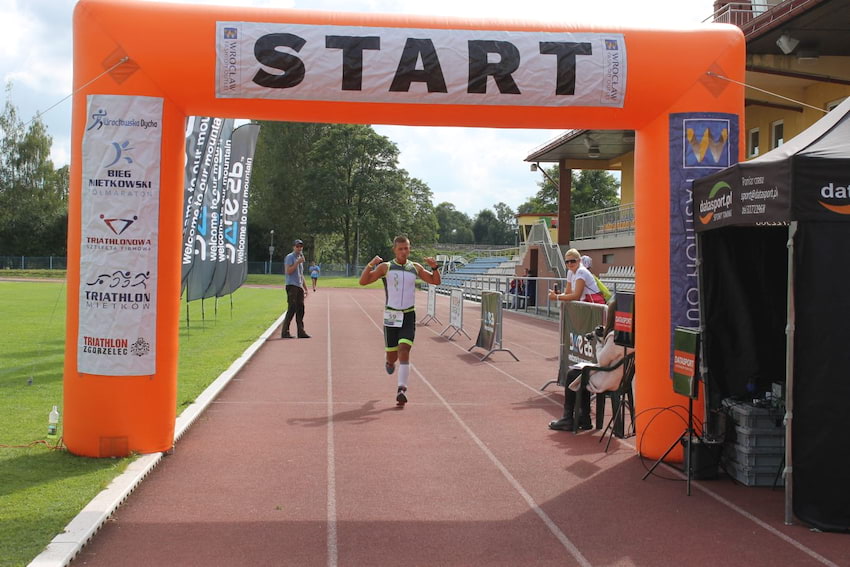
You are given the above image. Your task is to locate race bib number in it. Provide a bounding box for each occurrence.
[384,309,404,328]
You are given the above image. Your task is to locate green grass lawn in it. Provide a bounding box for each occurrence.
[0,269,66,280]
[0,279,339,566]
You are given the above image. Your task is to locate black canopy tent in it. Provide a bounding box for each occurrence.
[693,96,850,532]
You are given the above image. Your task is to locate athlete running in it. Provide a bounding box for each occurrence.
[359,236,441,406]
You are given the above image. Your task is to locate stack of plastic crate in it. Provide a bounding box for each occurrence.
[720,398,785,486]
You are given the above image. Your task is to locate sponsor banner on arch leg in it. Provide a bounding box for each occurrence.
[668,112,738,366]
[78,94,163,376]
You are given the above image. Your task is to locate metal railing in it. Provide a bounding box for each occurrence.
[0,256,67,270]
[432,274,635,319]
[705,1,782,26]
[573,202,635,241]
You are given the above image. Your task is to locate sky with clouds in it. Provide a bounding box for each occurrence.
[1,0,712,216]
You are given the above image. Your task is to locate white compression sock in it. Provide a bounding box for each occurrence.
[398,362,409,389]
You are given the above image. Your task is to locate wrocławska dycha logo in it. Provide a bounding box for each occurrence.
[817,182,850,215]
[698,180,733,225]
[86,108,158,132]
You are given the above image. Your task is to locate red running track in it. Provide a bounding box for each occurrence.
[72,287,848,567]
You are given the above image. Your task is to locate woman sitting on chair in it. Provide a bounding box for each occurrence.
[549,297,632,431]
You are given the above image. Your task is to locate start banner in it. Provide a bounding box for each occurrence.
[216,22,626,108]
[78,94,163,376]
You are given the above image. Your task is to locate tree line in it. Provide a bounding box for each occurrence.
[0,87,68,256]
[1,90,621,262]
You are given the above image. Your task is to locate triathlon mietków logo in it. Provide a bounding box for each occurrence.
[818,182,850,215]
[698,181,733,224]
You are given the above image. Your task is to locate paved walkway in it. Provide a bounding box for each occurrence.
[71,287,847,566]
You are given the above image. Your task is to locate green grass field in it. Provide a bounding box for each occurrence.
[0,277,378,566]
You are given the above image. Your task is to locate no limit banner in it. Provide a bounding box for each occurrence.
[419,284,442,325]
[556,301,606,387]
[440,287,470,340]
[469,291,517,361]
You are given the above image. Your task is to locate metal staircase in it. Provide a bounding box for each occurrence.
[520,221,566,279]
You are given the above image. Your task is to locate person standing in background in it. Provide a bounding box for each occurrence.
[281,239,310,339]
[309,261,320,292]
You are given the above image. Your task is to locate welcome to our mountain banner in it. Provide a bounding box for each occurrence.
[192,119,234,300]
[182,118,235,301]
[182,116,211,237]
[181,117,228,291]
[217,123,261,297]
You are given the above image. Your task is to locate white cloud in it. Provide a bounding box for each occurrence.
[1,0,713,217]
[376,125,562,215]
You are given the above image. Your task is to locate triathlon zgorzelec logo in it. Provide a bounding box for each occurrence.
[818,182,850,215]
[698,181,733,224]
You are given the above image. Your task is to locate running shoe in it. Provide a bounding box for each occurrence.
[385,361,395,375]
[396,386,408,406]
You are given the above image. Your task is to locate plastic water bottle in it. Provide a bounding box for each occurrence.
[47,405,59,438]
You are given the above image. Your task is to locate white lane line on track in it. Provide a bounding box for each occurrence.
[326,294,338,567]
[359,291,839,567]
[350,294,591,567]
[620,440,838,567]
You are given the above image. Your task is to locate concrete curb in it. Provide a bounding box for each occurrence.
[27,313,286,567]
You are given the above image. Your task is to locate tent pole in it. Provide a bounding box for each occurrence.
[784,221,798,525]
[695,231,712,436]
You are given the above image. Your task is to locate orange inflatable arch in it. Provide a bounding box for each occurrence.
[67,0,744,458]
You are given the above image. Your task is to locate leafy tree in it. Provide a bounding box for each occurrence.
[435,202,473,244]
[571,169,620,213]
[518,164,559,214]
[0,86,68,255]
[517,167,620,219]
[472,208,499,244]
[306,124,406,266]
[248,122,440,267]
[249,121,330,262]
[396,174,438,247]
[472,203,516,245]
[493,202,517,245]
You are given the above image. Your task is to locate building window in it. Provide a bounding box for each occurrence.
[771,120,784,149]
[748,128,760,158]
[602,253,614,264]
